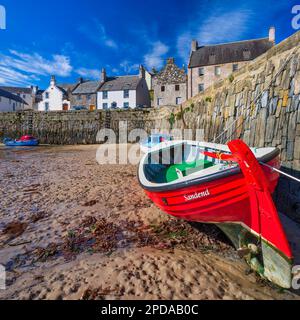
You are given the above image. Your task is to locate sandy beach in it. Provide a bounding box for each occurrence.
[0,144,298,300]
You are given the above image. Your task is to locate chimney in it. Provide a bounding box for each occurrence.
[139,65,145,79]
[78,77,84,84]
[31,85,38,95]
[167,57,175,65]
[269,26,275,43]
[191,40,198,52]
[50,75,56,87]
[101,68,107,82]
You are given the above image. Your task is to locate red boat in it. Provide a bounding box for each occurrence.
[138,139,293,288]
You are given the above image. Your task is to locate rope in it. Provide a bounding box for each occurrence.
[213,47,299,144]
[260,162,300,183]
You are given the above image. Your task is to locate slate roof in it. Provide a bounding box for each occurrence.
[72,80,101,94]
[0,86,32,94]
[0,88,28,104]
[99,76,141,91]
[57,83,77,95]
[189,38,273,68]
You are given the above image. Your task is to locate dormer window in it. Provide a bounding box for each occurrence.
[243,49,251,60]
[209,54,216,65]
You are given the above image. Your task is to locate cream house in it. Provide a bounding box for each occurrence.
[188,27,275,98]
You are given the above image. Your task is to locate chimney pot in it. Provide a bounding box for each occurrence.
[269,26,275,43]
[191,40,198,52]
[139,65,145,79]
[50,75,56,86]
[101,68,107,82]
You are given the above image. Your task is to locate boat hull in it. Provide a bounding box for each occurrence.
[144,156,280,228]
[4,140,39,147]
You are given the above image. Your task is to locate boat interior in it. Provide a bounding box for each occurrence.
[141,141,277,186]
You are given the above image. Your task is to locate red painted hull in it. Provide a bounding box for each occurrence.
[145,157,279,224]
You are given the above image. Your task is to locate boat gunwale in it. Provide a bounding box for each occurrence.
[138,143,280,193]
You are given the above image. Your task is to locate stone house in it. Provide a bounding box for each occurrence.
[0,88,28,112]
[152,58,187,107]
[97,66,150,109]
[71,78,101,111]
[187,27,276,99]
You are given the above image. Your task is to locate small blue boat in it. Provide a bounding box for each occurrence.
[140,134,173,153]
[3,136,39,147]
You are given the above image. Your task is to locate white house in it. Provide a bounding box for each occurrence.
[0,88,28,112]
[97,66,151,110]
[38,76,74,111]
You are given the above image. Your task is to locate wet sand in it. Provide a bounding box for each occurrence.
[0,144,298,300]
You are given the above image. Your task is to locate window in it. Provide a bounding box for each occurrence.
[198,84,204,93]
[232,64,239,72]
[77,95,81,101]
[87,94,91,101]
[45,102,49,111]
[198,67,205,76]
[23,94,26,99]
[175,84,180,91]
[123,102,129,109]
[161,86,165,92]
[111,102,117,109]
[45,92,49,99]
[215,66,221,76]
[176,97,182,105]
[102,103,108,110]
[123,89,129,99]
[102,91,108,99]
[157,98,163,106]
[13,103,16,111]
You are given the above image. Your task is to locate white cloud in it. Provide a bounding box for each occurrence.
[79,20,118,49]
[144,41,169,69]
[197,9,253,45]
[176,8,253,62]
[119,60,139,74]
[0,50,73,86]
[0,66,39,86]
[75,67,99,80]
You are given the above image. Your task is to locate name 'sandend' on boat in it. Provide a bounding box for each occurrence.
[138,139,294,288]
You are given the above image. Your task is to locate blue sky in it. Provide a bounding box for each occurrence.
[0,0,299,88]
